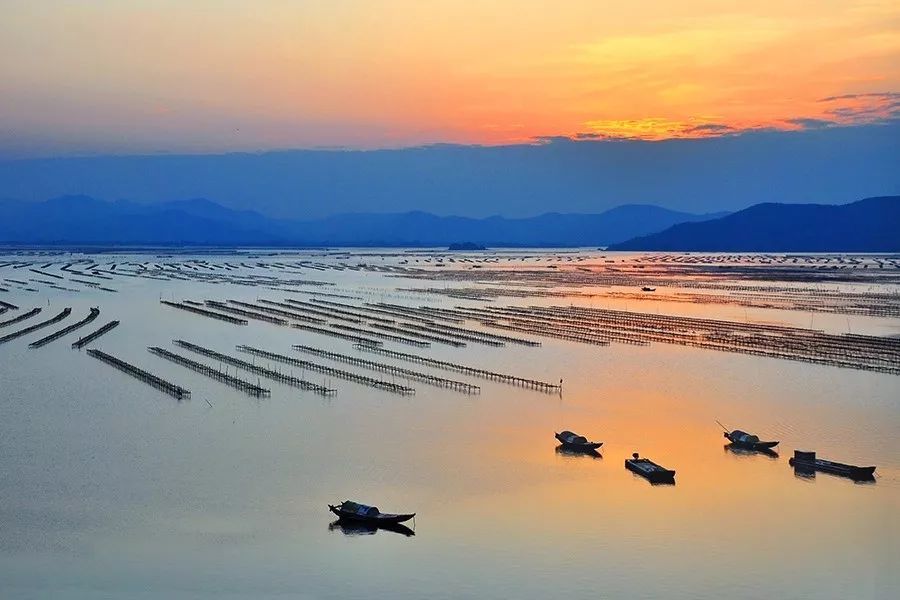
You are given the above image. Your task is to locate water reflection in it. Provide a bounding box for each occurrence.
[555,444,603,459]
[328,519,416,537]
[790,464,877,485]
[626,471,676,486]
[555,445,603,460]
[723,443,779,460]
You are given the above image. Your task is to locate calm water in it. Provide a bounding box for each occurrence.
[1,251,898,599]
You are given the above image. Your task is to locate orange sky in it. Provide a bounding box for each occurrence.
[1,1,898,153]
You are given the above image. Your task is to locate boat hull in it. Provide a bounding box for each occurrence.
[625,458,675,483]
[558,440,603,451]
[555,432,602,451]
[731,439,779,451]
[789,458,876,481]
[328,505,415,524]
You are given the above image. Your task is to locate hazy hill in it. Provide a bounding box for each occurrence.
[609,196,900,252]
[291,205,727,246]
[0,196,723,246]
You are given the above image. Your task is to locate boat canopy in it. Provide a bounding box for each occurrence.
[559,430,588,444]
[731,430,759,444]
[341,501,379,516]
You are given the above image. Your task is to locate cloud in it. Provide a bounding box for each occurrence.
[683,123,736,135]
[817,91,900,124]
[534,135,578,145]
[784,118,835,129]
[819,92,900,102]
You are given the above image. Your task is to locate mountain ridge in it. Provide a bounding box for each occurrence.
[609,196,900,252]
[0,196,725,247]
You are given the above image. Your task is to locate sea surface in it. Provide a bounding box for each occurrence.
[1,250,898,599]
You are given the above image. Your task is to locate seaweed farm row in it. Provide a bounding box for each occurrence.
[352,344,562,392]
[87,348,190,400]
[72,320,119,349]
[236,345,416,395]
[0,307,41,328]
[160,300,247,325]
[0,302,114,350]
[0,307,72,344]
[30,307,100,348]
[413,304,900,376]
[148,346,271,397]
[172,340,336,396]
[292,344,481,394]
[4,251,896,417]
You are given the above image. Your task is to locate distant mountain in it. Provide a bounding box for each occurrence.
[0,196,725,246]
[0,196,283,245]
[289,205,727,246]
[609,196,900,252]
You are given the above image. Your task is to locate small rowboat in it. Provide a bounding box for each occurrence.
[625,453,675,483]
[724,429,779,451]
[789,451,876,481]
[328,500,415,524]
[555,430,603,451]
[641,286,656,292]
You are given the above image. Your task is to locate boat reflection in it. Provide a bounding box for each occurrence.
[555,444,602,460]
[328,519,416,537]
[789,464,876,485]
[724,443,779,459]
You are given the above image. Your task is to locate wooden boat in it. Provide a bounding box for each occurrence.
[625,453,675,483]
[788,450,876,481]
[641,286,656,292]
[555,430,603,451]
[724,429,779,451]
[328,500,415,524]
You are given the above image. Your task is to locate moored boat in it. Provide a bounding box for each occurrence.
[555,430,603,451]
[788,450,875,481]
[724,429,779,451]
[625,453,675,483]
[328,500,415,524]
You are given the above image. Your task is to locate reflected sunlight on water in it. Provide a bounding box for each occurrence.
[0,250,897,599]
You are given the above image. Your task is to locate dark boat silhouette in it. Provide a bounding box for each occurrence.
[328,519,415,537]
[724,429,779,451]
[555,430,603,451]
[788,450,875,481]
[328,500,415,524]
[625,453,675,484]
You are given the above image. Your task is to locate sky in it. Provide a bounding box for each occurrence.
[1,0,899,157]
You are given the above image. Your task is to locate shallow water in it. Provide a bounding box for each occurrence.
[1,251,898,599]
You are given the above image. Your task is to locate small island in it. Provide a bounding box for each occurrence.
[448,242,486,251]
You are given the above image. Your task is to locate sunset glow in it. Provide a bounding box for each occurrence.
[1,1,898,154]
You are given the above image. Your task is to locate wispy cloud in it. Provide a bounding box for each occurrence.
[783,117,835,129]
[818,92,900,124]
